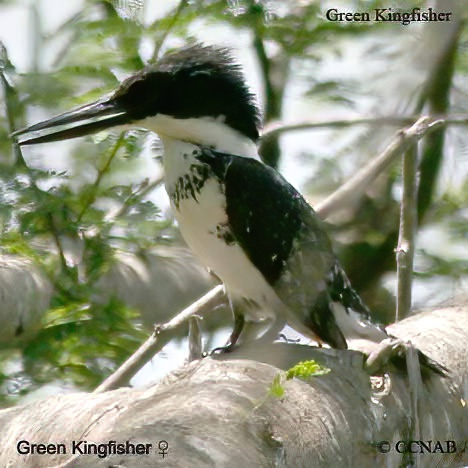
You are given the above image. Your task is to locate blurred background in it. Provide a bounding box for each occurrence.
[0,0,466,406]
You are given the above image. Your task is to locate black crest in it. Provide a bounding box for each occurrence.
[114,44,262,141]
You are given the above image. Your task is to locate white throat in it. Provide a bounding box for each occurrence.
[140,113,259,159]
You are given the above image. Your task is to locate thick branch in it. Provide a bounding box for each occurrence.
[0,305,465,467]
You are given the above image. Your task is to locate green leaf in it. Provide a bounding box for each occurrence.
[268,373,285,398]
[286,360,330,380]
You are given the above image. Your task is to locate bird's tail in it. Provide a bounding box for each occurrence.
[331,301,388,343]
[328,262,448,378]
[405,348,448,377]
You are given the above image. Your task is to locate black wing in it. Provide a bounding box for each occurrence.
[328,261,371,320]
[197,149,347,348]
[197,150,311,284]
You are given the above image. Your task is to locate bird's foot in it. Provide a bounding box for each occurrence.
[208,342,237,355]
[278,333,301,344]
[365,337,447,377]
[365,337,403,374]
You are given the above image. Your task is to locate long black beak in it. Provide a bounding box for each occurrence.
[12,98,131,145]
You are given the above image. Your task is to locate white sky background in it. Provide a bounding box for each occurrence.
[0,0,466,390]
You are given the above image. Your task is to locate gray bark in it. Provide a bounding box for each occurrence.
[0,255,52,346]
[0,304,466,467]
[0,248,227,346]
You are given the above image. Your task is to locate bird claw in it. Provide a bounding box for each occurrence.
[209,343,237,355]
[364,337,447,377]
[278,333,301,343]
[365,337,405,374]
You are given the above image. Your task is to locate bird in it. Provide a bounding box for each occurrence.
[12,45,445,374]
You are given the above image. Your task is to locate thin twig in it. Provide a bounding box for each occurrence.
[76,132,126,223]
[396,143,418,321]
[251,14,278,121]
[46,212,70,273]
[105,174,164,222]
[315,117,445,219]
[261,114,468,141]
[151,0,188,61]
[94,285,225,393]
[262,116,414,139]
[188,316,203,362]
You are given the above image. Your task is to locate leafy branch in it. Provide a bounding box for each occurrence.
[76,132,126,223]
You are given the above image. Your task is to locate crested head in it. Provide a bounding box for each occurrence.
[14,44,261,156]
[114,44,262,143]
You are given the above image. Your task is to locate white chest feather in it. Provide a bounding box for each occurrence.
[160,137,277,314]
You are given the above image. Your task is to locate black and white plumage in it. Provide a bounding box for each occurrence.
[12,45,404,353]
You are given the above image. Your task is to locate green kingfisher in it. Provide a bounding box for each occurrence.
[12,45,444,370]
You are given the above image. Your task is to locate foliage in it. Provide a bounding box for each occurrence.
[268,360,331,398]
[268,373,285,398]
[285,360,331,380]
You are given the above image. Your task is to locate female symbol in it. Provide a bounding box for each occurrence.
[158,440,169,458]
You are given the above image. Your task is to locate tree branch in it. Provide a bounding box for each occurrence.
[94,285,225,393]
[76,132,126,223]
[104,175,164,222]
[151,0,188,61]
[315,117,445,219]
[261,114,468,141]
[0,305,465,467]
[417,22,461,224]
[249,0,286,168]
[396,143,418,321]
